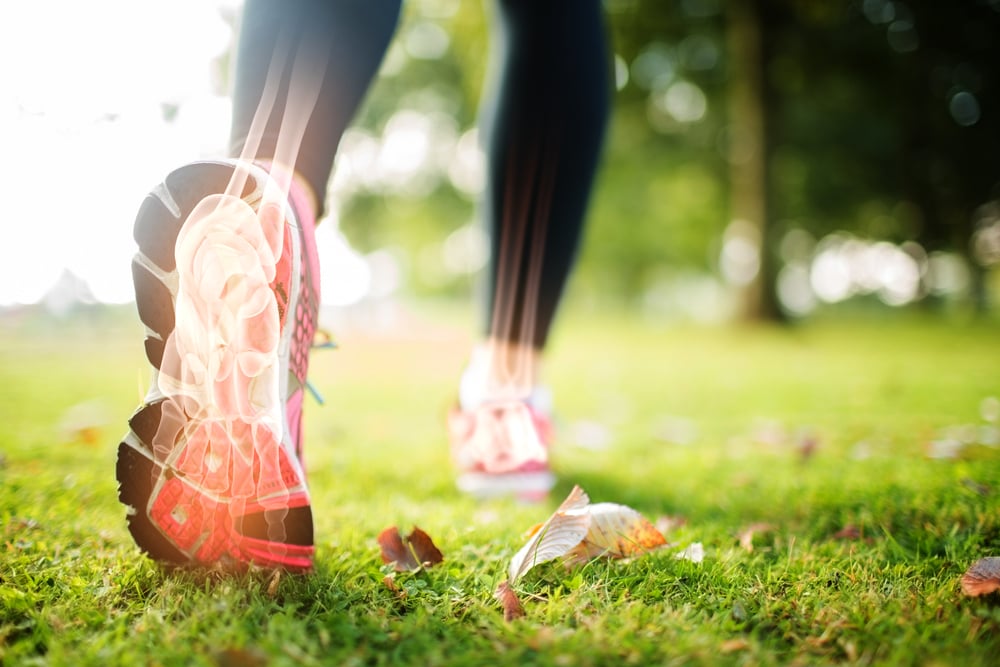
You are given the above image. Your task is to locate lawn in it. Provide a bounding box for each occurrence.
[1,303,999,666]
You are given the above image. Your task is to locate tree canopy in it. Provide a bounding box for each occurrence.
[332,0,1000,319]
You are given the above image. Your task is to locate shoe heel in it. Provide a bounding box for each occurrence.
[116,440,189,565]
[119,160,315,571]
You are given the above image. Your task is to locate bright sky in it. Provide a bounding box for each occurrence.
[1,1,948,316]
[0,0,243,305]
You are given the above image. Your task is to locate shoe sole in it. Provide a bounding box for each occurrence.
[117,160,314,571]
[456,470,555,502]
[450,401,556,502]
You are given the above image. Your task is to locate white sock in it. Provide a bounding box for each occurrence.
[458,347,552,413]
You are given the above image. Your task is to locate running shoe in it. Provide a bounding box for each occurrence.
[447,399,556,501]
[116,159,321,571]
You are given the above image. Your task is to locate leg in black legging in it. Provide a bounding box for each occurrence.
[229,0,402,216]
[482,0,611,351]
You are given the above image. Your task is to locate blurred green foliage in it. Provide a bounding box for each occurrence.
[333,0,1000,317]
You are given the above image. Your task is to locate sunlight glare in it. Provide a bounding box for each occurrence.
[0,0,239,306]
[315,223,372,307]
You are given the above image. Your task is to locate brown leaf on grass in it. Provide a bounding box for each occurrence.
[798,434,819,461]
[266,568,282,598]
[406,526,444,566]
[508,485,668,581]
[58,400,110,447]
[499,486,670,622]
[494,580,525,622]
[508,486,592,582]
[565,502,668,565]
[377,526,444,572]
[215,647,268,667]
[720,639,751,653]
[382,574,409,600]
[961,557,1000,597]
[832,524,863,540]
[378,527,416,570]
[737,523,775,552]
[961,478,991,497]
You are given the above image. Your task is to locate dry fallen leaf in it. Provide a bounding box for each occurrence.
[832,524,863,540]
[737,522,775,552]
[494,579,525,622]
[508,485,667,582]
[266,568,282,598]
[961,557,1000,597]
[215,647,268,667]
[720,638,751,653]
[406,526,444,566]
[377,525,444,572]
[508,486,592,582]
[961,478,991,497]
[58,400,111,446]
[377,527,416,571]
[566,502,668,564]
[382,575,401,593]
[798,434,819,461]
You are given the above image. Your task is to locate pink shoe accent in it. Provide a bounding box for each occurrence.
[448,400,556,500]
[264,162,321,463]
[285,388,306,463]
[117,160,317,572]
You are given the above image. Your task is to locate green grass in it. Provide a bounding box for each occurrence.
[2,304,999,666]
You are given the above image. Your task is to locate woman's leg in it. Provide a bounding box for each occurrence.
[468,0,611,401]
[450,0,611,498]
[118,0,403,568]
[229,0,403,218]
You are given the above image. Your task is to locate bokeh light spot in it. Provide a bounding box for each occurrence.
[926,251,971,296]
[863,0,895,24]
[614,54,630,91]
[886,20,919,53]
[679,35,719,71]
[404,21,450,60]
[660,81,707,123]
[810,248,853,303]
[777,262,816,316]
[315,224,372,307]
[631,43,675,92]
[442,223,488,275]
[720,220,761,286]
[949,91,981,126]
[448,129,485,197]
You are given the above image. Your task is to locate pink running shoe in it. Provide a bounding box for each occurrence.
[447,399,556,501]
[116,159,321,571]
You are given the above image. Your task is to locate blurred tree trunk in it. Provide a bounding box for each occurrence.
[726,0,779,320]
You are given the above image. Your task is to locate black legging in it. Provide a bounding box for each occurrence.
[229,0,610,349]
